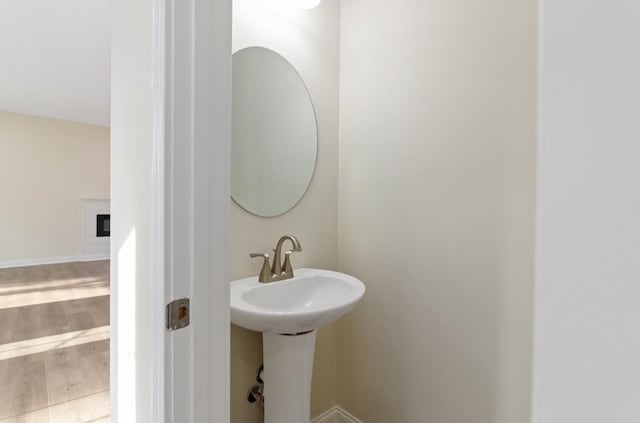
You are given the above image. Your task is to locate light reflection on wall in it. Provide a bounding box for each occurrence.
[286,0,322,10]
[116,227,136,422]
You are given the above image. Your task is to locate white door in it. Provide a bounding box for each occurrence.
[111,0,231,421]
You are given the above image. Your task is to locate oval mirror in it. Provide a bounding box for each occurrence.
[232,47,318,217]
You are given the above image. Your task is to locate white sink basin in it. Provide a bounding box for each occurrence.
[231,268,365,423]
[230,268,365,334]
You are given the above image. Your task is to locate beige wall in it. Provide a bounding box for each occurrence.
[230,0,340,421]
[337,0,536,422]
[0,111,110,266]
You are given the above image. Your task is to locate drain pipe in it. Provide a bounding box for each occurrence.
[247,364,265,405]
[247,384,264,405]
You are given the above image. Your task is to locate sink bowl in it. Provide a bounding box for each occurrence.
[230,268,366,334]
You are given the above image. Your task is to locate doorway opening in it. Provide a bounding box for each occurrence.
[0,1,112,421]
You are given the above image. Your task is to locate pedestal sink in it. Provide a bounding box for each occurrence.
[230,268,365,423]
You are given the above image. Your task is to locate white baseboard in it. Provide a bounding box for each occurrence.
[81,253,110,262]
[313,406,362,423]
[0,254,109,269]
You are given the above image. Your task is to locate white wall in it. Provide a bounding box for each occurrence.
[338,0,537,422]
[0,112,110,267]
[110,0,155,420]
[231,0,340,421]
[534,1,640,421]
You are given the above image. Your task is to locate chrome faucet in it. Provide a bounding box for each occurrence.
[250,235,302,283]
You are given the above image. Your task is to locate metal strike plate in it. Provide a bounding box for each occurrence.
[167,298,190,330]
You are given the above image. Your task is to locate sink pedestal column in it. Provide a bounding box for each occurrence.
[263,331,317,423]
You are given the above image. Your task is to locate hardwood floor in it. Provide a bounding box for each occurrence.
[0,261,110,422]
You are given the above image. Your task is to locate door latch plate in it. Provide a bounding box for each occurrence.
[166,298,190,330]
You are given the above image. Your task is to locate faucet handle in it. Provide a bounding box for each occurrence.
[250,253,272,283]
[281,251,296,277]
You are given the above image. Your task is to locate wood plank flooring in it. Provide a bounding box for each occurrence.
[0,261,110,422]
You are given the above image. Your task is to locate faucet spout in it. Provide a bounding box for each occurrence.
[272,235,302,275]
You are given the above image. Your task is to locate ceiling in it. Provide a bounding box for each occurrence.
[0,0,110,127]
